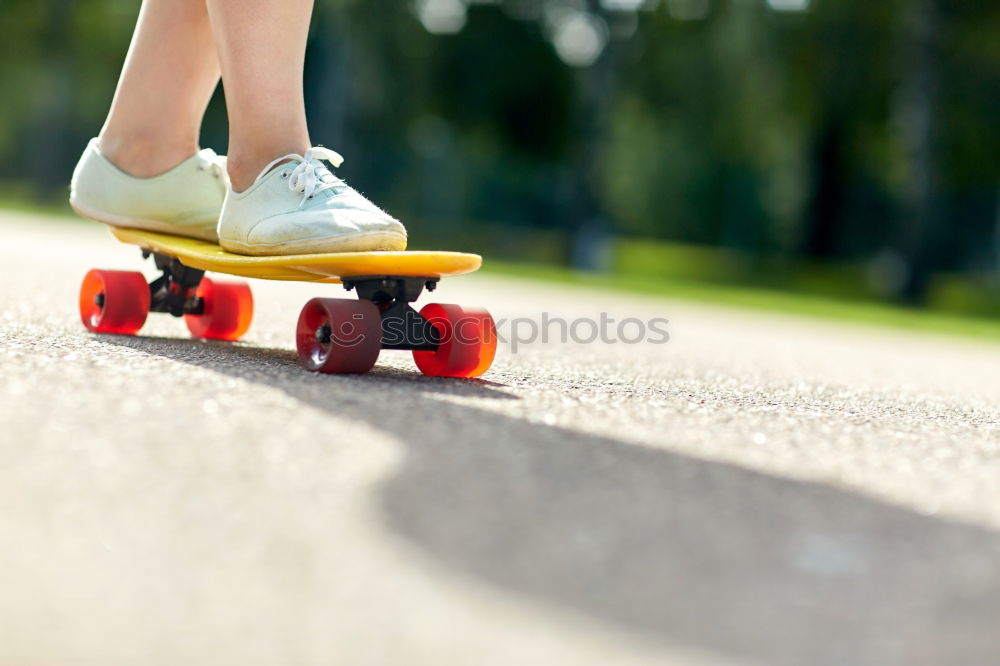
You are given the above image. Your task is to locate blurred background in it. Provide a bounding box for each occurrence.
[2,0,999,320]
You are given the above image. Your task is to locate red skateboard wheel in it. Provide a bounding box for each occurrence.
[79,269,150,335]
[296,298,382,373]
[184,277,254,341]
[412,303,497,378]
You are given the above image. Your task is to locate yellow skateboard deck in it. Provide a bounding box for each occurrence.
[110,227,482,284]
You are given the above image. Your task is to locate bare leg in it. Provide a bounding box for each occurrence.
[98,0,221,177]
[205,0,314,191]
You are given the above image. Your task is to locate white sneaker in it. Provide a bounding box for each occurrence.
[217,147,407,255]
[70,138,227,242]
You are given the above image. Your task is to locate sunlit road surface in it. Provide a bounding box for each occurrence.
[1,209,999,666]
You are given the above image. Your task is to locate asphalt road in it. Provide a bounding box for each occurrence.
[2,209,999,666]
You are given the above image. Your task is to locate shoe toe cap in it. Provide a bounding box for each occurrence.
[247,209,406,245]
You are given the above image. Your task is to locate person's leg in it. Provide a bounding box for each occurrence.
[205,0,313,192]
[98,0,220,177]
[199,0,405,254]
[71,0,226,240]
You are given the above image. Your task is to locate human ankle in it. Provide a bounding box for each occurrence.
[227,142,309,193]
[98,132,200,178]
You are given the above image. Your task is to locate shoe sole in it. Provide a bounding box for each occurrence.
[219,230,409,256]
[70,196,219,243]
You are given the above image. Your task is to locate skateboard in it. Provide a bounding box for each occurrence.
[79,227,497,378]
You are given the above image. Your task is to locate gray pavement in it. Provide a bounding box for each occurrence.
[1,209,999,666]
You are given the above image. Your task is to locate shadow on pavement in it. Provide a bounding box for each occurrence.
[100,334,1000,666]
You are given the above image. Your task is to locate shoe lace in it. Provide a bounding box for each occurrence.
[195,148,228,192]
[195,148,226,176]
[251,146,346,207]
[286,146,345,206]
